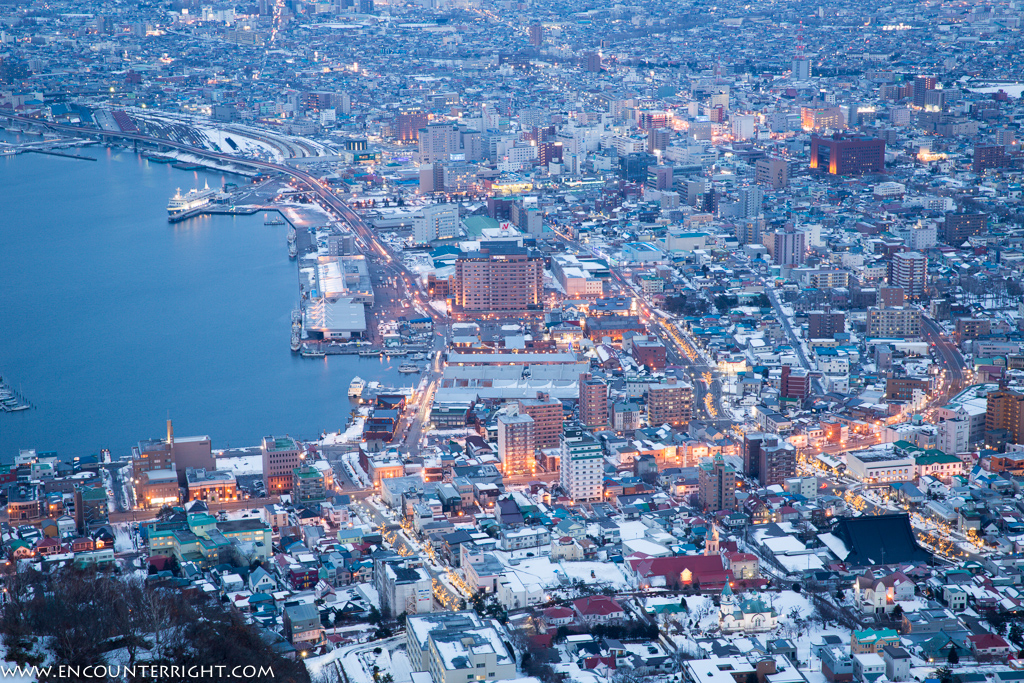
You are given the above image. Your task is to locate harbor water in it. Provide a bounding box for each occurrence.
[0,132,414,460]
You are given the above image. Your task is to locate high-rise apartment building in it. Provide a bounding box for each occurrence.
[742,432,766,481]
[973,145,1011,174]
[985,386,1024,449]
[888,251,927,299]
[759,438,797,486]
[780,365,811,400]
[878,285,906,308]
[807,309,846,339]
[579,373,609,429]
[913,75,937,108]
[646,378,693,428]
[262,435,303,494]
[560,425,604,503]
[810,134,885,175]
[412,203,459,246]
[584,52,601,72]
[698,454,736,512]
[942,213,988,246]
[497,414,535,477]
[772,225,806,266]
[450,242,544,320]
[866,307,922,338]
[736,186,763,218]
[518,392,564,449]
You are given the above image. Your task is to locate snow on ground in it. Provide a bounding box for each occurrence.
[197,126,281,160]
[429,300,448,316]
[501,556,630,590]
[113,523,136,553]
[215,453,263,476]
[616,520,648,541]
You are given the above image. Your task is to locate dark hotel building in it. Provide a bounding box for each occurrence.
[810,134,885,175]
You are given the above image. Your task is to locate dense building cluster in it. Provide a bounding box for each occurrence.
[5,0,1024,679]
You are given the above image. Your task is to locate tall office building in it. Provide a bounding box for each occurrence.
[262,435,303,494]
[646,379,693,428]
[560,425,604,502]
[418,122,460,164]
[698,454,736,512]
[810,134,885,175]
[397,110,428,143]
[584,52,601,72]
[528,23,543,47]
[755,157,789,189]
[497,414,535,477]
[772,224,806,266]
[518,392,564,449]
[579,373,609,429]
[888,251,927,299]
[791,58,810,81]
[450,242,544,320]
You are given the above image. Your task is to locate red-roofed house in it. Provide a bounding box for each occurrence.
[627,554,734,592]
[725,551,759,580]
[35,537,64,556]
[543,606,575,626]
[573,596,625,624]
[967,633,1010,662]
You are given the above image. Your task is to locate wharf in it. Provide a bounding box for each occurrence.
[298,341,432,356]
[168,204,262,223]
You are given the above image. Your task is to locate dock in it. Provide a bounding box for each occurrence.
[23,149,96,161]
[0,378,32,413]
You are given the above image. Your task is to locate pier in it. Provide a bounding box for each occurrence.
[167,204,262,223]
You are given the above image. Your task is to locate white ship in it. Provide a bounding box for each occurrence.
[167,181,217,217]
[349,376,367,398]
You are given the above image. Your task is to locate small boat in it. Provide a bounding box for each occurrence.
[410,353,426,361]
[398,363,421,374]
[300,344,325,358]
[358,350,381,357]
[289,241,298,258]
[349,377,367,397]
[265,212,285,225]
[384,349,407,356]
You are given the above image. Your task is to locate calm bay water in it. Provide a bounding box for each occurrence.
[0,133,407,460]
